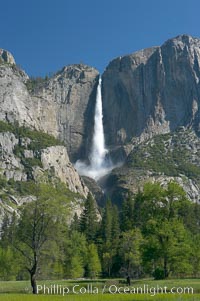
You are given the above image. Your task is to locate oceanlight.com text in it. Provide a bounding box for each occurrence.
[36,284,194,296]
[106,284,194,296]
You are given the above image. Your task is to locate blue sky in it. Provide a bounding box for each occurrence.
[0,0,200,76]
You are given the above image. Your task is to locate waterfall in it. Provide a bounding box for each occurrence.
[75,76,112,180]
[90,77,107,169]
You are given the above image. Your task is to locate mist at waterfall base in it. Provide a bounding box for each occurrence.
[75,78,113,181]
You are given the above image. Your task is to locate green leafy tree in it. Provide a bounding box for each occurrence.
[86,243,101,278]
[64,230,87,278]
[12,183,70,294]
[0,212,18,247]
[134,182,193,278]
[70,254,85,278]
[119,229,143,277]
[144,219,192,278]
[134,182,166,228]
[102,252,113,277]
[40,239,65,280]
[0,212,21,280]
[134,181,192,230]
[146,219,192,278]
[184,202,200,235]
[169,221,193,276]
[14,199,51,293]
[0,246,19,280]
[164,181,192,221]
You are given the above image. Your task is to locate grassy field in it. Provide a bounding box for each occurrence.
[0,294,200,301]
[0,279,199,301]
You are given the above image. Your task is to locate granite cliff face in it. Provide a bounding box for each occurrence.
[100,35,200,204]
[1,35,200,207]
[0,51,99,162]
[0,55,33,127]
[2,36,200,162]
[102,35,200,151]
[30,65,99,161]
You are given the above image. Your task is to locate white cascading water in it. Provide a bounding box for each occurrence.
[75,77,112,180]
[90,77,107,168]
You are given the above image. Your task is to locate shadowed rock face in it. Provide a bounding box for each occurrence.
[102,35,200,148]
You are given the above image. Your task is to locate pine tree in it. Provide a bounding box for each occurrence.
[0,213,10,248]
[112,205,120,242]
[101,199,112,243]
[121,193,135,231]
[101,201,120,277]
[191,234,200,277]
[79,193,99,242]
[70,213,80,231]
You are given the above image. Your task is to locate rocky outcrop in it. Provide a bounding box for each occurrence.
[104,166,200,206]
[0,64,36,127]
[0,132,27,181]
[0,129,88,197]
[103,128,200,205]
[0,49,15,65]
[102,35,200,150]
[81,176,105,206]
[39,146,88,196]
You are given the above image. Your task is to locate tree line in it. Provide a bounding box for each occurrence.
[0,181,200,294]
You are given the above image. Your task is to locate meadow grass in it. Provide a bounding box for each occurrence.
[0,294,199,301]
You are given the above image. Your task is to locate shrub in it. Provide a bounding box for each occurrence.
[153,268,165,280]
